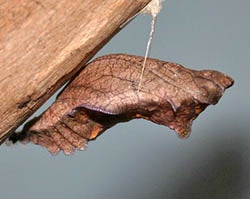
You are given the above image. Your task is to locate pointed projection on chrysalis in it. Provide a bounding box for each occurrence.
[10,54,234,155]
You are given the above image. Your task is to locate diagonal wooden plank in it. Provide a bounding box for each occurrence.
[0,0,152,142]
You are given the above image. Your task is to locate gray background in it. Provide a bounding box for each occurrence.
[1,0,249,198]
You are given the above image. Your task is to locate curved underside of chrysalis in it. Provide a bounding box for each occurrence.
[9,54,234,155]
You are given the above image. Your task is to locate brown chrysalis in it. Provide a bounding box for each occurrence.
[10,54,234,155]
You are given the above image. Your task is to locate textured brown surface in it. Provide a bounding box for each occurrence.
[0,0,151,143]
[10,54,234,155]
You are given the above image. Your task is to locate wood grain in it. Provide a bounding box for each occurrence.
[0,0,151,142]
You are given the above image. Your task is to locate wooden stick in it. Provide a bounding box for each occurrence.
[0,0,151,143]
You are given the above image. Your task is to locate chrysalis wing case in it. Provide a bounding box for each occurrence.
[10,54,234,155]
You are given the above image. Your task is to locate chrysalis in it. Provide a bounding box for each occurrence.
[10,54,234,155]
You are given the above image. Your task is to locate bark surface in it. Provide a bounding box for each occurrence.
[0,0,151,142]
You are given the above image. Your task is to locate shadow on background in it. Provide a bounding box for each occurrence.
[175,144,245,198]
[159,125,249,199]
